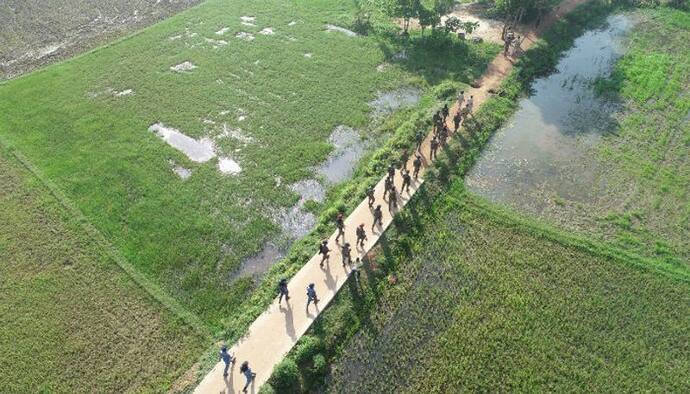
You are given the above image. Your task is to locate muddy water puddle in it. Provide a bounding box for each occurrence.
[369,87,422,120]
[149,123,242,175]
[316,125,368,184]
[466,14,635,213]
[324,24,358,37]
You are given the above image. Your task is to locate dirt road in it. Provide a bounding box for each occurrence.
[194,0,589,392]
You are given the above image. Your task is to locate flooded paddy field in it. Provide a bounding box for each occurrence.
[0,0,201,80]
[0,0,499,331]
[467,11,689,264]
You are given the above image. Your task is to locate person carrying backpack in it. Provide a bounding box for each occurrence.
[239,361,256,393]
[278,278,290,304]
[335,212,345,242]
[318,239,330,268]
[401,169,412,193]
[219,345,235,377]
[453,110,461,132]
[341,242,352,267]
[430,136,439,160]
[388,186,398,212]
[413,154,422,179]
[371,205,383,231]
[306,283,319,309]
[415,130,425,151]
[366,185,375,207]
[356,224,367,248]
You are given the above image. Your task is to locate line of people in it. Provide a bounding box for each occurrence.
[218,89,475,392]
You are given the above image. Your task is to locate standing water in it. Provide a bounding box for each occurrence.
[466,14,636,213]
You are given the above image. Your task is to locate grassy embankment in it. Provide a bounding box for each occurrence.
[589,6,689,263]
[0,0,498,333]
[0,147,205,392]
[263,2,690,392]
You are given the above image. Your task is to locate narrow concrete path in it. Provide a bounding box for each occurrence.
[195,1,587,392]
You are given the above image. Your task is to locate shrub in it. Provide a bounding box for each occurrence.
[269,358,300,393]
[293,335,325,365]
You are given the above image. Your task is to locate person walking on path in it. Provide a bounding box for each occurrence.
[388,186,398,212]
[432,111,440,131]
[430,136,439,160]
[219,345,235,377]
[356,223,367,248]
[366,185,375,208]
[503,29,515,56]
[413,154,422,179]
[341,242,352,267]
[278,278,290,305]
[335,212,345,242]
[387,164,396,181]
[456,90,465,108]
[318,240,330,268]
[439,124,449,147]
[466,96,474,113]
[239,361,256,393]
[372,205,383,231]
[442,103,449,121]
[306,283,319,309]
[383,176,393,201]
[400,148,410,171]
[453,110,461,132]
[401,169,412,193]
[415,130,425,151]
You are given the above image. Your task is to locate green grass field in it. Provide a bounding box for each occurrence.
[0,147,205,392]
[0,0,498,330]
[322,189,690,392]
[590,7,690,263]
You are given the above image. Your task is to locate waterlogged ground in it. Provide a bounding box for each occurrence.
[0,0,201,79]
[0,0,498,328]
[467,11,689,264]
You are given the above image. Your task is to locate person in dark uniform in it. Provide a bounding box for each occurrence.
[335,212,345,242]
[388,186,398,212]
[383,176,393,201]
[356,224,367,248]
[278,278,290,304]
[430,136,439,160]
[366,185,375,207]
[341,242,352,267]
[372,205,383,231]
[413,154,422,179]
[318,239,330,268]
[401,169,411,193]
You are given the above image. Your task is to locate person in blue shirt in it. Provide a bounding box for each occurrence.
[219,345,235,377]
[306,283,319,310]
[239,361,256,393]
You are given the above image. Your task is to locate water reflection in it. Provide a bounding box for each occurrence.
[467,14,635,212]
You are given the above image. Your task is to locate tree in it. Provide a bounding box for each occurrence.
[383,0,423,33]
[417,5,435,35]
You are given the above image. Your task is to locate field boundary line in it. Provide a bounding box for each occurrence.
[0,138,211,338]
[460,193,690,284]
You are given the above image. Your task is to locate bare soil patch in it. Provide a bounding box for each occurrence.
[0,0,201,80]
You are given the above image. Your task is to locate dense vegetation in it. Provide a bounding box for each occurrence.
[264,2,690,392]
[0,147,205,392]
[0,0,498,331]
